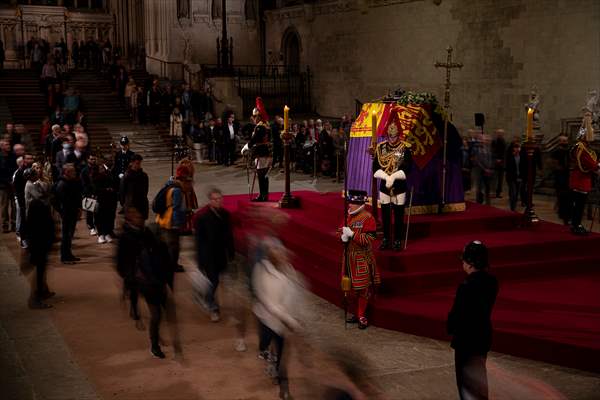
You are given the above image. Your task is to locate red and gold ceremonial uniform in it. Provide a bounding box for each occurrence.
[569,136,600,234]
[569,141,599,193]
[341,207,380,326]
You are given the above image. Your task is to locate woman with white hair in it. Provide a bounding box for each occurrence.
[252,238,302,400]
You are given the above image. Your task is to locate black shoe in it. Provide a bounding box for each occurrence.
[393,240,403,251]
[2,226,9,234]
[251,196,262,202]
[175,265,185,272]
[379,239,391,250]
[571,225,589,236]
[29,300,53,309]
[151,346,166,359]
[346,315,359,324]
[40,291,56,300]
[358,317,368,330]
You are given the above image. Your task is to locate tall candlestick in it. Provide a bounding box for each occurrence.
[284,105,289,132]
[526,107,534,140]
[371,110,377,147]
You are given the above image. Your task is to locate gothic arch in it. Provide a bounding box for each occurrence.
[244,0,257,21]
[281,26,302,72]
[211,0,222,19]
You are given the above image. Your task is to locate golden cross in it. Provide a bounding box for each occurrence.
[435,46,463,110]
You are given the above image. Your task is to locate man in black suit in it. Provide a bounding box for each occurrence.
[204,119,218,163]
[222,111,240,166]
[447,240,498,400]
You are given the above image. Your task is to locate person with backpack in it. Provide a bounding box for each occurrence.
[154,166,191,272]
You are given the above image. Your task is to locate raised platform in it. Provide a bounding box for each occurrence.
[224,191,600,373]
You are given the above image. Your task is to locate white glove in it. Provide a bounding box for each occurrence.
[385,176,394,189]
[241,143,249,155]
[390,169,406,181]
[341,233,349,243]
[118,173,124,179]
[342,226,354,237]
[373,169,388,180]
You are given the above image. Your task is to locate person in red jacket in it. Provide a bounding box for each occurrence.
[569,111,600,235]
[340,190,380,329]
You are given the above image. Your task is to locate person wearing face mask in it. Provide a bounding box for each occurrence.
[55,141,76,173]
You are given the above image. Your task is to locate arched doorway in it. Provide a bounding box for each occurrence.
[281,27,301,73]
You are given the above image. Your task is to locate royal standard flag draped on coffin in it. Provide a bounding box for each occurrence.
[347,101,464,214]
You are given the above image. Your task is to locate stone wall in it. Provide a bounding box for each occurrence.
[265,0,600,140]
[143,0,261,79]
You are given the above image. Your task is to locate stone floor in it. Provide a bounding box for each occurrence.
[1,160,599,400]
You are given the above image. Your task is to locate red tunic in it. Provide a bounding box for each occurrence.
[341,209,380,291]
[569,142,599,193]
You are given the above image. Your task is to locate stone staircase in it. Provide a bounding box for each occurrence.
[0,69,47,153]
[70,69,172,161]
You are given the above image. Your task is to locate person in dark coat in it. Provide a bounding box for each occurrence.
[26,198,55,309]
[54,163,83,263]
[119,154,149,220]
[80,153,98,235]
[92,164,118,244]
[447,240,498,400]
[116,207,145,323]
[136,223,180,359]
[504,142,523,212]
[193,187,234,322]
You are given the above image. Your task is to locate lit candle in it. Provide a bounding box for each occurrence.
[284,105,289,132]
[526,107,534,140]
[371,110,377,147]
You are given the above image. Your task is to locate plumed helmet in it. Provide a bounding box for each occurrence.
[461,240,489,270]
[253,97,269,122]
[120,136,129,145]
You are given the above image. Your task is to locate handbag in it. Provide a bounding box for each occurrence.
[81,196,99,213]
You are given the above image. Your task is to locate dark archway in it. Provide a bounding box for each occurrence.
[281,27,301,73]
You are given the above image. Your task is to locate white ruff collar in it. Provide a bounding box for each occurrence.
[349,205,365,215]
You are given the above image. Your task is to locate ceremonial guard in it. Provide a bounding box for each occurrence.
[373,118,412,250]
[341,190,380,330]
[569,111,600,235]
[242,98,272,202]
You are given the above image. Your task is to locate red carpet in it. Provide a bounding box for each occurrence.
[224,191,600,373]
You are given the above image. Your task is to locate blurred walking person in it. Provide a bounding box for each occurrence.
[193,187,234,322]
[137,224,181,359]
[25,197,56,309]
[252,237,302,400]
